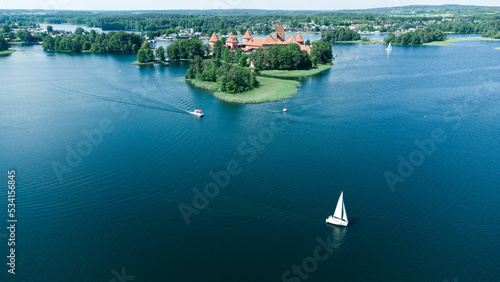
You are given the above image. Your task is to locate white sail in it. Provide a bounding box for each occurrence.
[333,192,343,219]
[342,200,348,222]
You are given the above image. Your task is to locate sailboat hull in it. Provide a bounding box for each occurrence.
[326,216,348,226]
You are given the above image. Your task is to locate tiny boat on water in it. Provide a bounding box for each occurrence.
[283,108,287,112]
[191,109,204,117]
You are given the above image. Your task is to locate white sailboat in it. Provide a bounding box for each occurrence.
[386,42,392,52]
[326,192,348,226]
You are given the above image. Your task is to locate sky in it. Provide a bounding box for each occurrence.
[2,0,500,11]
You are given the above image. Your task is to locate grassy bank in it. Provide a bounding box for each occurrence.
[187,76,301,104]
[0,50,15,56]
[131,60,162,66]
[423,37,500,46]
[259,64,332,79]
[186,78,219,91]
[214,76,301,104]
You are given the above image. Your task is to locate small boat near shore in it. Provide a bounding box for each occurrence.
[326,191,348,226]
[386,42,392,52]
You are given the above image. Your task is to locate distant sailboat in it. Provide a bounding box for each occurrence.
[386,42,392,52]
[326,192,348,226]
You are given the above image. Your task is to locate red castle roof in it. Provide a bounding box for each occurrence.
[296,33,304,43]
[243,30,252,39]
[226,36,238,43]
[209,32,219,42]
[262,34,277,45]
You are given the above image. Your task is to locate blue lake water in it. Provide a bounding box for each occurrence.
[1,34,500,281]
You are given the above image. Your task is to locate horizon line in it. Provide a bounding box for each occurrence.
[2,4,500,13]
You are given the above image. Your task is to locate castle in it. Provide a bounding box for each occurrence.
[209,24,312,54]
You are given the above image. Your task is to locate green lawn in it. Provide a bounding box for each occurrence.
[213,76,301,104]
[259,64,332,79]
[0,50,15,56]
[187,76,301,104]
[423,37,500,46]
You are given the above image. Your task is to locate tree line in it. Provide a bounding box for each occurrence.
[42,30,144,53]
[185,56,258,94]
[165,37,207,61]
[321,27,361,42]
[384,27,446,45]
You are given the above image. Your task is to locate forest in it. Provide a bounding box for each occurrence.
[185,56,258,94]
[41,30,144,53]
[384,28,446,45]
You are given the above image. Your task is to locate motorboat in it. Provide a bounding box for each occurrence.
[191,109,204,117]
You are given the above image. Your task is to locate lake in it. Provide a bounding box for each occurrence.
[1,34,499,281]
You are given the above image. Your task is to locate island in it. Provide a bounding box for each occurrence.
[178,26,333,103]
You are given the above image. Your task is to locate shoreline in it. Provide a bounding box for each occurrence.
[423,36,500,46]
[0,50,16,56]
[332,40,383,44]
[259,63,332,78]
[131,60,166,66]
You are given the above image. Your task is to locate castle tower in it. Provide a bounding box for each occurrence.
[209,32,219,50]
[296,32,304,44]
[225,36,238,49]
[243,30,252,44]
[276,24,285,41]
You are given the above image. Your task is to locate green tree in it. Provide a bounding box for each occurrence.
[46,25,53,33]
[2,25,11,33]
[213,40,223,60]
[75,27,84,35]
[137,48,146,63]
[17,29,34,43]
[155,46,166,61]
[42,35,55,51]
[145,48,155,61]
[0,37,9,51]
[141,41,150,49]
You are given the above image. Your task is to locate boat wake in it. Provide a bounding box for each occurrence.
[47,83,189,115]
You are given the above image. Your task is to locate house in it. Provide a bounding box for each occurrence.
[349,24,360,30]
